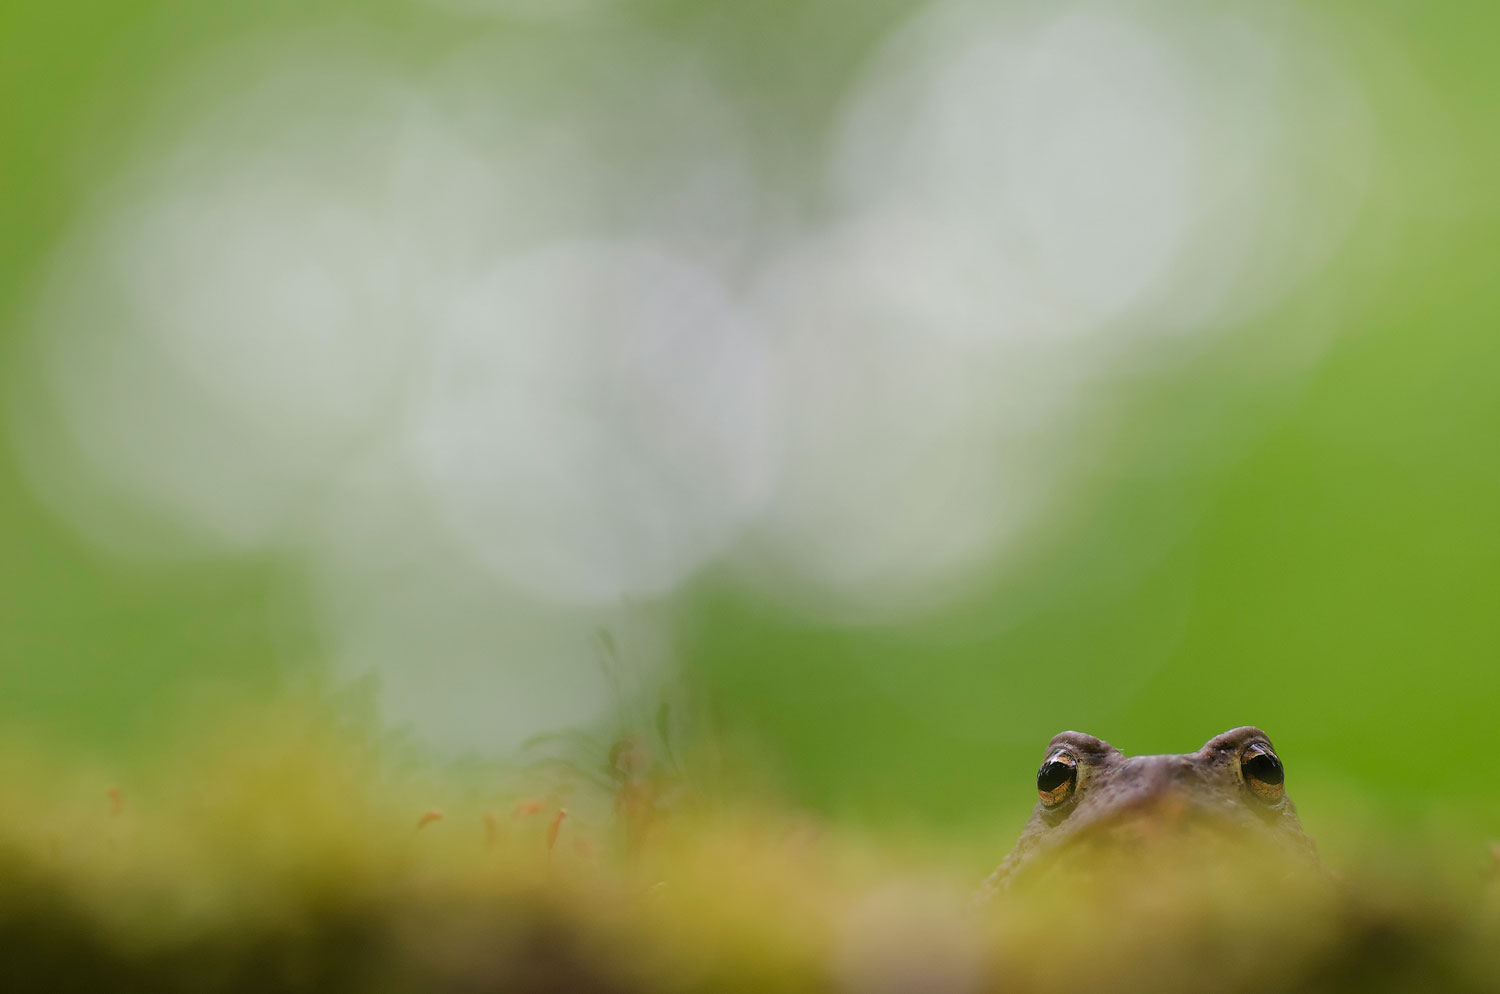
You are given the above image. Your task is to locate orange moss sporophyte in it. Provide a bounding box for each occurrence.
[547,808,568,864]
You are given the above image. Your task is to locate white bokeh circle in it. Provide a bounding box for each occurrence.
[412,240,776,605]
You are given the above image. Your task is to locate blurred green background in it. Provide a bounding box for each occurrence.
[2,0,1497,848]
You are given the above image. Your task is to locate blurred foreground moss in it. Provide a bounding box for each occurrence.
[2,714,1498,994]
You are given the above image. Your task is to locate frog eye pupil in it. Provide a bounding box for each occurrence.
[1037,762,1072,793]
[1244,752,1283,786]
[1036,752,1078,808]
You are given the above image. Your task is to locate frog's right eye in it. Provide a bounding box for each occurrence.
[1240,742,1285,803]
[1037,750,1078,808]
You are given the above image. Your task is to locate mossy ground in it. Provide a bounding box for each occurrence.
[3,714,1497,994]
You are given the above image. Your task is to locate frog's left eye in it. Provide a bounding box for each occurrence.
[1037,750,1078,808]
[1240,742,1285,803]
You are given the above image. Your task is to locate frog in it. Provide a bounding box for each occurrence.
[977,726,1317,897]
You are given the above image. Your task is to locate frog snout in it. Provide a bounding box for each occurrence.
[1125,758,1200,803]
[1087,762,1211,836]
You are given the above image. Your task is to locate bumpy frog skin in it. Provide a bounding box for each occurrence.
[980,726,1316,895]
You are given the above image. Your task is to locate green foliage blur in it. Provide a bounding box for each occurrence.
[2,0,1499,857]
